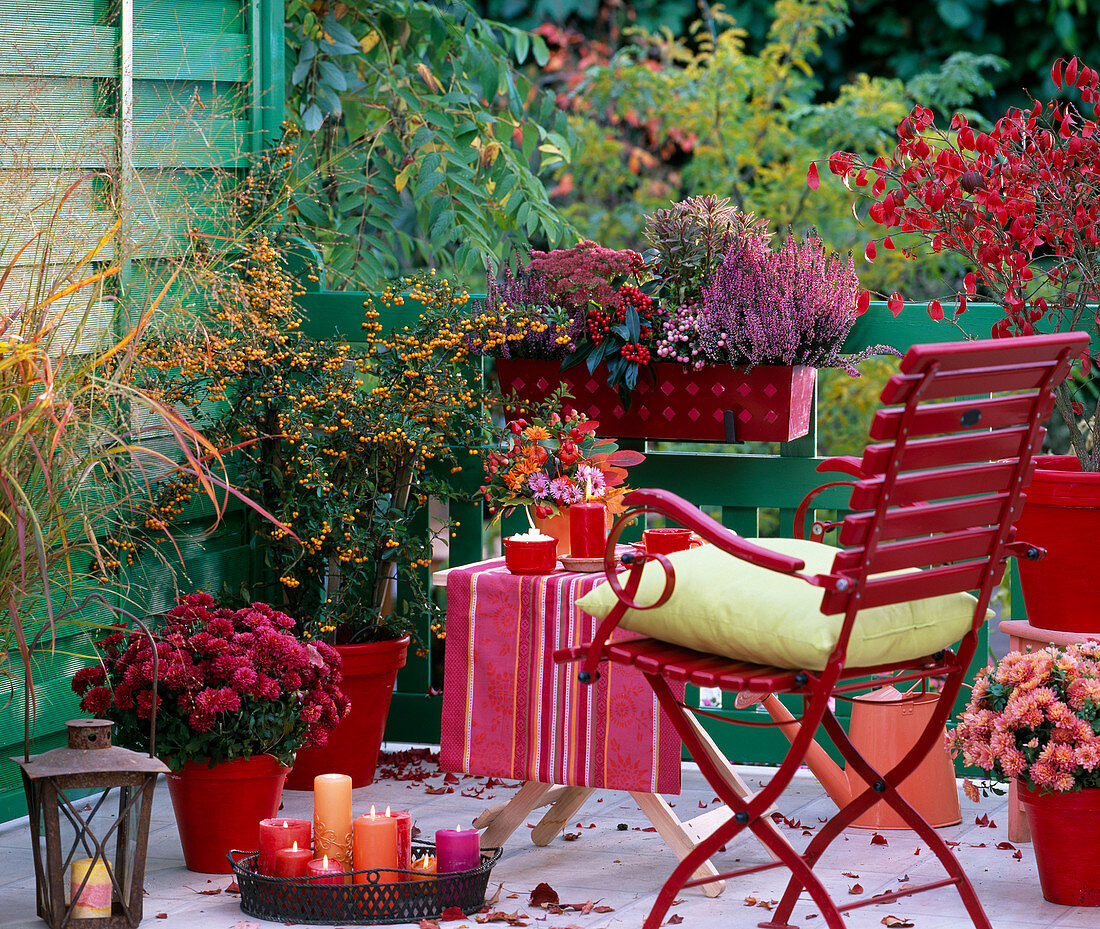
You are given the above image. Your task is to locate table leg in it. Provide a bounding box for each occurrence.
[473,785,569,832]
[631,792,725,898]
[530,787,596,846]
[478,781,556,850]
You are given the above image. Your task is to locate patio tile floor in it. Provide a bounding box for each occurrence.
[0,743,1084,929]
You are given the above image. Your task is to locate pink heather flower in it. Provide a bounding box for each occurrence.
[549,477,584,506]
[526,472,551,499]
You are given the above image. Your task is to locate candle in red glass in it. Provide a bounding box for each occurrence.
[273,840,312,879]
[306,854,345,885]
[258,817,312,875]
[569,501,607,559]
[385,807,413,872]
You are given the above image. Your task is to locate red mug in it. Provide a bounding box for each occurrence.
[642,527,701,555]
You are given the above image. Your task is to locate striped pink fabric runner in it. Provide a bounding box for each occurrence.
[440,558,682,793]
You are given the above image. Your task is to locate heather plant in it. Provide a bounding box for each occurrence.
[697,231,883,372]
[481,261,580,359]
[72,593,349,770]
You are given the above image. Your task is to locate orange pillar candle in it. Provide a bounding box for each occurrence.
[258,818,312,875]
[273,841,312,879]
[410,854,437,880]
[313,773,353,869]
[306,854,344,885]
[70,858,111,918]
[385,807,413,872]
[569,501,607,559]
[352,805,399,884]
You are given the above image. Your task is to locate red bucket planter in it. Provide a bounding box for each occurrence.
[1013,455,1100,634]
[285,635,410,790]
[496,359,815,443]
[1018,781,1100,905]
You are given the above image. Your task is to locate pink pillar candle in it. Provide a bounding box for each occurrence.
[435,826,481,873]
[306,855,345,885]
[273,841,312,879]
[352,806,399,885]
[569,501,607,559]
[258,818,312,876]
[385,808,413,872]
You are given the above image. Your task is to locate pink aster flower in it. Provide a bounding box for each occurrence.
[549,477,584,506]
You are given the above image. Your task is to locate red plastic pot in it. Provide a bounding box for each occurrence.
[1018,781,1100,905]
[496,359,815,443]
[166,754,290,873]
[1013,455,1100,633]
[285,636,409,790]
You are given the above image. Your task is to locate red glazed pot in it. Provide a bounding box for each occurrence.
[1013,455,1100,633]
[1018,781,1100,905]
[496,359,815,443]
[284,636,409,790]
[166,754,290,873]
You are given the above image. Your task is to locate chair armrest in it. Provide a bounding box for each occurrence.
[624,488,807,575]
[816,455,867,479]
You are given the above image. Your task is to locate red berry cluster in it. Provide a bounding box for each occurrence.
[621,342,650,363]
[617,284,657,339]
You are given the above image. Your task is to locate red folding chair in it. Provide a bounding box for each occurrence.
[556,332,1086,929]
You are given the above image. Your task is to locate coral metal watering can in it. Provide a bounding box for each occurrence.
[737,685,961,829]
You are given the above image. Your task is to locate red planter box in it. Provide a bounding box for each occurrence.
[496,359,815,442]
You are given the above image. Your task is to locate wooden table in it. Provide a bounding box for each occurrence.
[997,619,1099,842]
[438,557,789,895]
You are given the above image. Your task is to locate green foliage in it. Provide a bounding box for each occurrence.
[547,0,1003,299]
[284,0,576,288]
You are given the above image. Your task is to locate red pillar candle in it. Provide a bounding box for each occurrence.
[352,806,399,885]
[569,501,607,559]
[385,807,413,872]
[435,825,482,873]
[258,818,312,875]
[306,855,345,885]
[273,841,312,879]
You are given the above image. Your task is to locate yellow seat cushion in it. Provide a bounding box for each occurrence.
[575,538,981,672]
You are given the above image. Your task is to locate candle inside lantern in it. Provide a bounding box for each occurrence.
[410,854,437,880]
[258,817,312,876]
[70,857,111,918]
[435,825,482,873]
[385,807,413,872]
[569,477,607,559]
[306,854,345,885]
[352,805,399,885]
[313,773,353,869]
[273,840,312,879]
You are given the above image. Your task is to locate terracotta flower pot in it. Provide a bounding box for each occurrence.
[166,754,290,873]
[1018,781,1100,905]
[1013,455,1100,633]
[285,635,410,790]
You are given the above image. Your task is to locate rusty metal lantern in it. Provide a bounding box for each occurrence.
[15,718,168,928]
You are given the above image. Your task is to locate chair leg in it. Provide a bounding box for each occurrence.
[644,673,848,929]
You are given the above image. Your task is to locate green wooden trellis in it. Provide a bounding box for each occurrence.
[0,0,282,823]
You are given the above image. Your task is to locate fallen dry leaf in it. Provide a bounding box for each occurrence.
[995,842,1017,851]
[870,833,889,846]
[848,884,863,894]
[897,874,910,883]
[155,915,167,920]
[228,923,259,929]
[192,887,221,896]
[881,917,914,928]
[666,916,684,925]
[225,880,240,895]
[743,896,758,906]
[440,905,467,921]
[529,882,559,907]
[963,779,980,803]
[562,832,581,841]
[842,871,859,878]
[474,911,528,925]
[486,884,502,907]
[419,920,441,929]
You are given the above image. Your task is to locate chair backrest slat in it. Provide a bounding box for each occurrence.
[869,394,1055,441]
[831,527,999,575]
[822,560,990,614]
[860,427,1031,474]
[838,495,1009,547]
[848,460,1030,510]
[825,330,1086,623]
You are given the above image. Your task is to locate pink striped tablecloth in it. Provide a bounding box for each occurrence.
[440,558,682,794]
